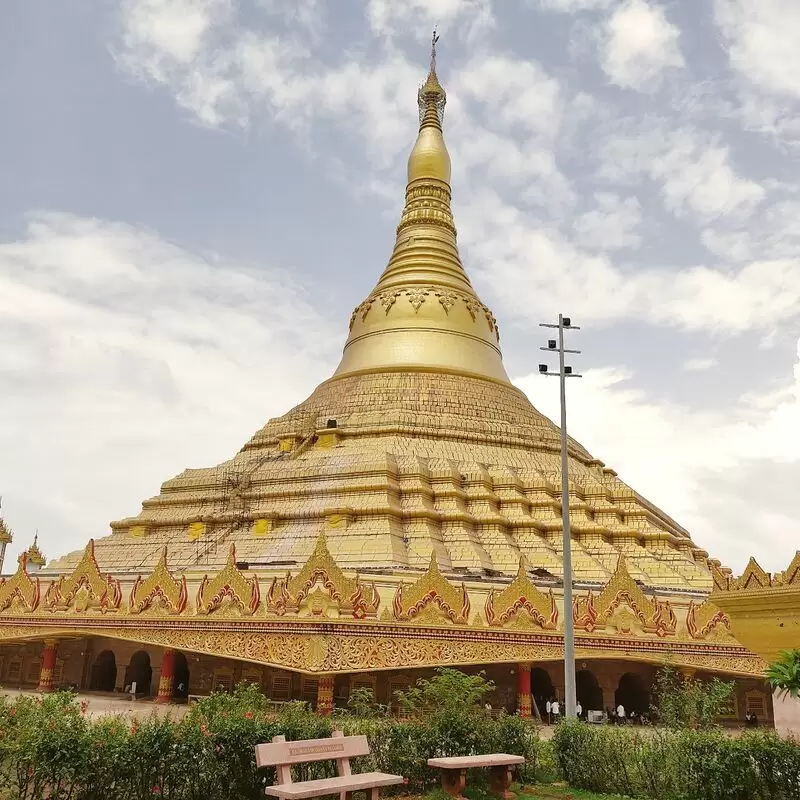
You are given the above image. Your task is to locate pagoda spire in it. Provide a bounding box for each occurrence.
[0,498,12,575]
[332,39,511,385]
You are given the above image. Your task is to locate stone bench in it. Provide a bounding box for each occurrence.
[256,730,404,800]
[427,754,525,800]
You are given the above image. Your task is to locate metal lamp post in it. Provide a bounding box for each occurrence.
[539,314,582,719]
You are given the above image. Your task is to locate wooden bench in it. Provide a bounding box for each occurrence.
[427,754,525,800]
[256,730,404,800]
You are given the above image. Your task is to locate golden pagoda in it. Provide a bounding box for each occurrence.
[0,41,772,720]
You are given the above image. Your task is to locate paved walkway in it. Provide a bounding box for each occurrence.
[0,688,191,719]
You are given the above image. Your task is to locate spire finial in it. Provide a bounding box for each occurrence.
[418,31,446,130]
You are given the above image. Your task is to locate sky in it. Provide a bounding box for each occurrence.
[1,0,799,576]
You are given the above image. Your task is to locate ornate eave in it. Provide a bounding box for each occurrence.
[0,533,766,678]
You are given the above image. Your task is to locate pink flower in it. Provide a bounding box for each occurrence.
[151,786,161,795]
[80,701,88,715]
[201,723,209,736]
[245,711,254,719]
[403,778,409,785]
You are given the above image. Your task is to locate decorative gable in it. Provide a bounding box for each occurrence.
[129,547,188,615]
[392,552,470,625]
[0,554,40,613]
[484,557,558,629]
[196,544,260,616]
[266,533,379,619]
[573,554,676,637]
[43,540,121,613]
[686,598,731,640]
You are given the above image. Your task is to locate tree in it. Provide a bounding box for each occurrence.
[393,667,495,716]
[766,649,800,699]
[650,666,735,729]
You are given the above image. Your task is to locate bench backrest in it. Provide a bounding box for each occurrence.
[255,731,369,783]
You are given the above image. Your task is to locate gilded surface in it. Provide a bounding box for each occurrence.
[42,540,121,613]
[573,556,676,637]
[686,598,731,640]
[0,555,40,613]
[711,552,800,663]
[266,533,379,619]
[392,553,470,624]
[196,544,260,616]
[129,547,188,615]
[485,558,558,629]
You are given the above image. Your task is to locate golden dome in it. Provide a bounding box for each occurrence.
[332,34,509,385]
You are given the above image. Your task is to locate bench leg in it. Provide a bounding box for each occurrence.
[488,765,516,800]
[441,768,467,800]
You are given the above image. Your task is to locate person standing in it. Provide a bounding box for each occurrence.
[616,702,626,724]
[552,697,561,722]
[576,700,582,720]
[545,698,552,724]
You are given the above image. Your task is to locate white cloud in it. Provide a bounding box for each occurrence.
[600,0,684,91]
[366,0,494,40]
[119,0,231,73]
[536,0,613,10]
[683,357,716,371]
[514,336,800,572]
[714,0,800,100]
[572,192,641,250]
[599,126,765,222]
[0,213,336,566]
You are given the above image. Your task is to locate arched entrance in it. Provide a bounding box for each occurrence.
[90,650,116,692]
[616,672,650,716]
[576,669,603,713]
[173,652,190,700]
[530,667,555,718]
[125,650,153,696]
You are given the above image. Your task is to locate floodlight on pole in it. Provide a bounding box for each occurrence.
[538,313,582,720]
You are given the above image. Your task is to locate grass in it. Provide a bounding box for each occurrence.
[421,784,631,800]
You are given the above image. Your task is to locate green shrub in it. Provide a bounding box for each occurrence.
[0,678,553,800]
[651,666,736,730]
[553,719,800,800]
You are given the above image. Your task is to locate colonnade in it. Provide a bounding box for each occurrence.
[7,640,772,725]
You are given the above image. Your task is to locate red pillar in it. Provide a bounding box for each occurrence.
[317,675,334,716]
[37,640,58,693]
[517,663,532,718]
[155,649,175,704]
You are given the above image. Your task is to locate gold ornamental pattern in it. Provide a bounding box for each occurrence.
[484,558,558,629]
[42,540,122,613]
[0,555,41,613]
[128,547,188,615]
[348,285,500,343]
[196,544,260,616]
[265,533,380,619]
[573,555,677,637]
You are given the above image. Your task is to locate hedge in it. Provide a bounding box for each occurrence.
[0,686,550,800]
[553,719,800,800]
